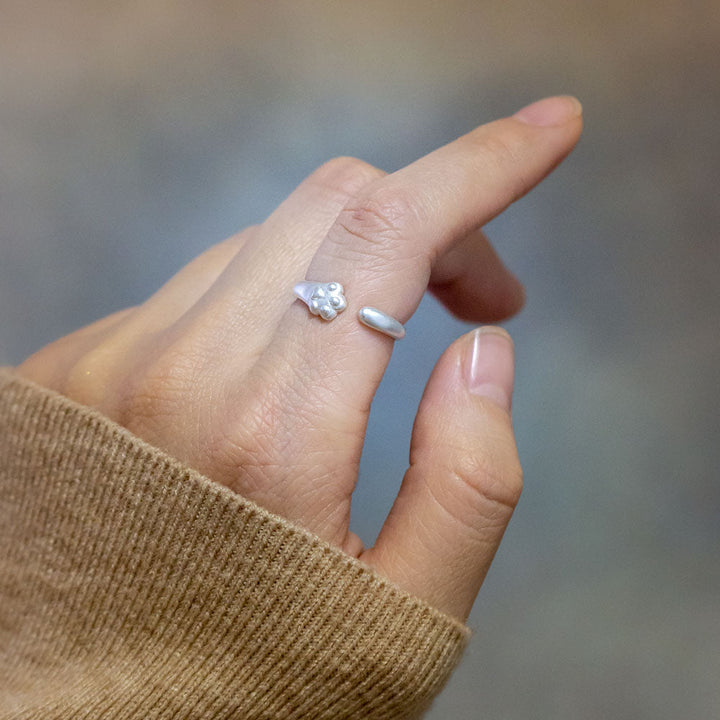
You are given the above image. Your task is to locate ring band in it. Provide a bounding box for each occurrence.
[358,307,406,340]
[294,280,405,340]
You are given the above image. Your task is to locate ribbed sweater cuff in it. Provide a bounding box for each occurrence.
[0,369,469,719]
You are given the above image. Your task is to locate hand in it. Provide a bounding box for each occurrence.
[16,96,582,620]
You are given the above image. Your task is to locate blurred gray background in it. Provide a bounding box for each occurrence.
[1,1,718,718]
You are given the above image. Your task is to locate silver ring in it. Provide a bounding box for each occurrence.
[294,280,405,340]
[358,307,405,340]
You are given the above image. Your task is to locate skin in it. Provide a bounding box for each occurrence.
[16,95,582,621]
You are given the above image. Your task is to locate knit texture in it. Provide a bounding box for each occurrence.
[0,369,469,719]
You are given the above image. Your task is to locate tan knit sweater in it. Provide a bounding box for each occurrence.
[0,368,469,719]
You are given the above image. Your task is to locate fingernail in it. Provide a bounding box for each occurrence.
[466,327,514,411]
[513,95,582,127]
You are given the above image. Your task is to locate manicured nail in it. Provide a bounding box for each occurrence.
[513,95,582,127]
[466,327,514,411]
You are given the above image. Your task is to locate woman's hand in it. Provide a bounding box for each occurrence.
[16,96,582,620]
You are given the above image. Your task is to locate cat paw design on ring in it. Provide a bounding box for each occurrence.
[293,281,405,340]
[293,281,347,321]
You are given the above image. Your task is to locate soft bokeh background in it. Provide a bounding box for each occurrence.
[1,1,718,717]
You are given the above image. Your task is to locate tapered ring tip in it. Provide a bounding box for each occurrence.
[358,307,405,340]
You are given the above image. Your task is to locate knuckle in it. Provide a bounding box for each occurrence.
[451,446,523,517]
[215,227,255,251]
[118,347,203,428]
[223,225,258,250]
[471,130,534,201]
[474,131,525,169]
[334,187,419,256]
[309,156,383,199]
[63,351,113,409]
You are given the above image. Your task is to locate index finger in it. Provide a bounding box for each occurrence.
[271,96,581,390]
[306,95,582,324]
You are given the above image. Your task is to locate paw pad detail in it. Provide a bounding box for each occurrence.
[293,281,347,321]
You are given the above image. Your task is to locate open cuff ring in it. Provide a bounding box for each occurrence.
[293,281,405,340]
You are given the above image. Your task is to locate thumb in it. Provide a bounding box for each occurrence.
[360,327,522,621]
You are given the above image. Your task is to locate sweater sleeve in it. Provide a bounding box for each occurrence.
[0,368,469,719]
